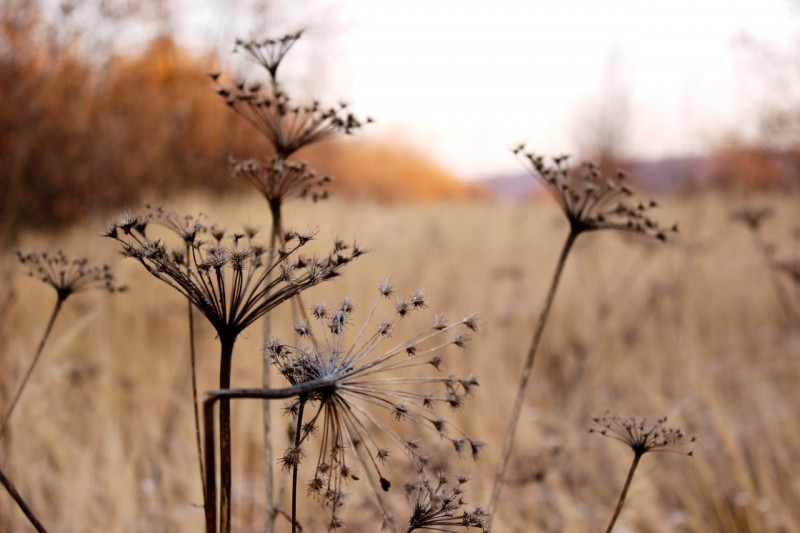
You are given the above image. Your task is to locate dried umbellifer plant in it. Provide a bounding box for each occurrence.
[1,251,122,533]
[1,251,124,435]
[213,31,371,242]
[202,280,483,532]
[590,412,694,532]
[730,206,797,323]
[488,149,678,521]
[105,211,363,533]
[213,32,372,529]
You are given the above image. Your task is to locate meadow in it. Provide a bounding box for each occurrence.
[1,189,798,532]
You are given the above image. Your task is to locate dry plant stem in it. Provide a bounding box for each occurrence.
[203,382,329,533]
[262,200,281,533]
[751,232,797,324]
[488,229,578,519]
[219,335,236,533]
[0,466,47,533]
[188,301,207,509]
[605,452,642,533]
[0,297,63,435]
[291,397,307,533]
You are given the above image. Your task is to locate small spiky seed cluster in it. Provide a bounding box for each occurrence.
[212,33,370,159]
[266,280,482,528]
[730,206,774,233]
[514,147,677,240]
[590,412,695,457]
[213,31,371,219]
[215,84,367,159]
[229,156,331,205]
[17,250,125,299]
[233,32,304,81]
[405,471,489,532]
[104,208,363,337]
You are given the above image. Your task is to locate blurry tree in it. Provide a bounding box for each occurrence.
[570,50,632,175]
[0,0,472,245]
[706,135,797,191]
[716,0,800,190]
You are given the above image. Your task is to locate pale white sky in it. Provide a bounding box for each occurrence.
[182,0,800,179]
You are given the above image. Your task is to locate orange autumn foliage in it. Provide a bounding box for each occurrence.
[0,33,471,243]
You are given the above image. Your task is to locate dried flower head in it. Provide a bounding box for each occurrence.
[17,250,125,300]
[104,208,363,339]
[589,412,695,457]
[514,147,677,240]
[216,85,369,158]
[266,280,482,528]
[405,470,489,532]
[233,31,304,81]
[214,33,371,159]
[730,206,774,233]
[230,156,332,205]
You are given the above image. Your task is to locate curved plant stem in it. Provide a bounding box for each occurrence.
[0,466,47,532]
[291,398,306,533]
[262,200,281,533]
[605,452,642,533]
[0,297,63,435]
[188,301,207,509]
[203,382,332,533]
[487,229,578,521]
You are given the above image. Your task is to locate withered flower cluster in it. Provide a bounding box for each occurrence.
[104,209,363,338]
[514,147,677,240]
[17,250,125,300]
[229,156,331,207]
[212,33,370,161]
[233,32,304,81]
[1,251,124,435]
[590,412,694,533]
[266,280,482,528]
[406,471,489,532]
[590,412,695,457]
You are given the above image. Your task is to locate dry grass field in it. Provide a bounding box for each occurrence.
[1,190,799,532]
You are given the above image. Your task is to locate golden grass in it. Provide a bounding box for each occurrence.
[1,191,798,532]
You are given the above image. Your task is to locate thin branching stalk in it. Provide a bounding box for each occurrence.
[751,231,797,324]
[0,297,63,435]
[487,151,674,523]
[590,413,694,532]
[291,397,306,533]
[0,466,47,533]
[188,301,207,509]
[261,200,281,533]
[203,382,333,533]
[487,228,578,518]
[605,452,642,533]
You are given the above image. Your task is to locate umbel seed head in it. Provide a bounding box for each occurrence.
[17,250,125,300]
[266,280,483,528]
[590,411,695,457]
[515,146,677,241]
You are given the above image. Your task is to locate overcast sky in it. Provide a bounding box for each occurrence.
[184,0,800,179]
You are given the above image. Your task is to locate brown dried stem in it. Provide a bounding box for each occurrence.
[487,228,577,518]
[0,466,47,533]
[0,297,63,435]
